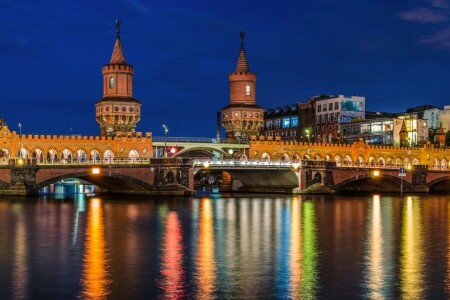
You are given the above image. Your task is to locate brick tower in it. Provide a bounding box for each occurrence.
[221,32,264,140]
[96,20,141,137]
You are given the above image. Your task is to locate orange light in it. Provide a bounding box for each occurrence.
[92,168,100,175]
[373,170,380,177]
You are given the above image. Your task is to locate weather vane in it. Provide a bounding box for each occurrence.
[115,19,121,38]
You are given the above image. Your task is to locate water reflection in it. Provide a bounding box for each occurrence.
[12,203,29,299]
[80,198,111,299]
[196,198,217,299]
[160,212,185,298]
[400,196,424,299]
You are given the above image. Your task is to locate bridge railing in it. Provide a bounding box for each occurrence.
[4,157,193,167]
[152,136,249,144]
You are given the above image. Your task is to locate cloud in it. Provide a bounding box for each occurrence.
[420,26,450,48]
[428,0,449,9]
[398,7,448,23]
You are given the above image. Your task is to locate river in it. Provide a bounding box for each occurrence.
[0,193,449,299]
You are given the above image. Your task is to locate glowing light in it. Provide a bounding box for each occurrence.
[400,196,424,299]
[17,158,24,166]
[203,161,209,169]
[196,199,216,299]
[292,162,300,170]
[170,147,176,154]
[373,170,380,177]
[160,212,185,298]
[80,198,110,299]
[92,167,100,175]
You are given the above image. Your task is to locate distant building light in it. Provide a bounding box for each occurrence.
[92,167,100,175]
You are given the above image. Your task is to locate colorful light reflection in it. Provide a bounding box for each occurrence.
[80,198,110,299]
[160,212,185,299]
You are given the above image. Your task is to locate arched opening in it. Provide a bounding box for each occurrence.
[281,153,290,162]
[104,150,114,163]
[33,149,44,163]
[343,155,352,167]
[335,155,341,167]
[128,149,139,162]
[413,158,420,165]
[76,149,87,163]
[47,149,58,164]
[357,155,364,167]
[261,153,270,162]
[90,150,100,163]
[368,156,375,167]
[441,158,448,170]
[378,157,385,168]
[325,154,331,161]
[61,149,72,164]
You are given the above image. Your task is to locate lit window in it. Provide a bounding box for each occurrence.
[282,118,290,128]
[109,77,115,89]
[246,85,251,96]
[291,117,298,127]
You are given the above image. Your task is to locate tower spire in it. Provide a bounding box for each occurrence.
[236,31,249,72]
[115,19,121,39]
[110,19,126,64]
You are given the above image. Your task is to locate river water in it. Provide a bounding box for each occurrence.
[0,193,449,299]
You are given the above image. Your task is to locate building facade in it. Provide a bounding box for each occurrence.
[263,105,299,141]
[315,95,365,143]
[221,32,264,140]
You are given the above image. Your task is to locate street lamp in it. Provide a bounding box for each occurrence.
[305,129,311,155]
[18,123,22,158]
[162,124,168,158]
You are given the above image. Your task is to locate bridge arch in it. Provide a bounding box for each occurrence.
[334,173,413,192]
[36,170,152,192]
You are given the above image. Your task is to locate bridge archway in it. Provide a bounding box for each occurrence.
[335,173,412,193]
[36,171,152,192]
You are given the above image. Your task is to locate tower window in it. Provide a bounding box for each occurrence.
[246,85,251,96]
[109,77,115,89]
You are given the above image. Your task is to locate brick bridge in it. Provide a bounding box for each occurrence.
[194,159,450,194]
[0,158,194,196]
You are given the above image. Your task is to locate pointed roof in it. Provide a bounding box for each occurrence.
[235,31,249,72]
[110,19,126,64]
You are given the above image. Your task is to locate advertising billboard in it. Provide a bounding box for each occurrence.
[339,98,365,123]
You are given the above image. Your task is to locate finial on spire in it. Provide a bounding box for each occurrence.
[115,19,121,38]
[240,31,245,48]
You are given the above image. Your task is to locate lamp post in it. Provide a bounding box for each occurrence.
[305,129,311,155]
[18,123,22,158]
[162,124,168,158]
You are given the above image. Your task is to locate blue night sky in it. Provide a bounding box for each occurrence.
[3,0,450,138]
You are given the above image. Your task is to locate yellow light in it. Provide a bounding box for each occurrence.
[203,161,209,168]
[373,170,380,177]
[92,168,100,175]
[17,158,24,166]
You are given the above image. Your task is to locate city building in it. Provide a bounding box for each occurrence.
[298,98,316,143]
[393,116,429,146]
[220,32,264,140]
[339,112,395,145]
[263,105,299,141]
[439,105,450,133]
[95,20,141,137]
[315,94,365,143]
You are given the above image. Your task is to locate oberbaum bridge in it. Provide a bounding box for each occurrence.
[1,24,450,196]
